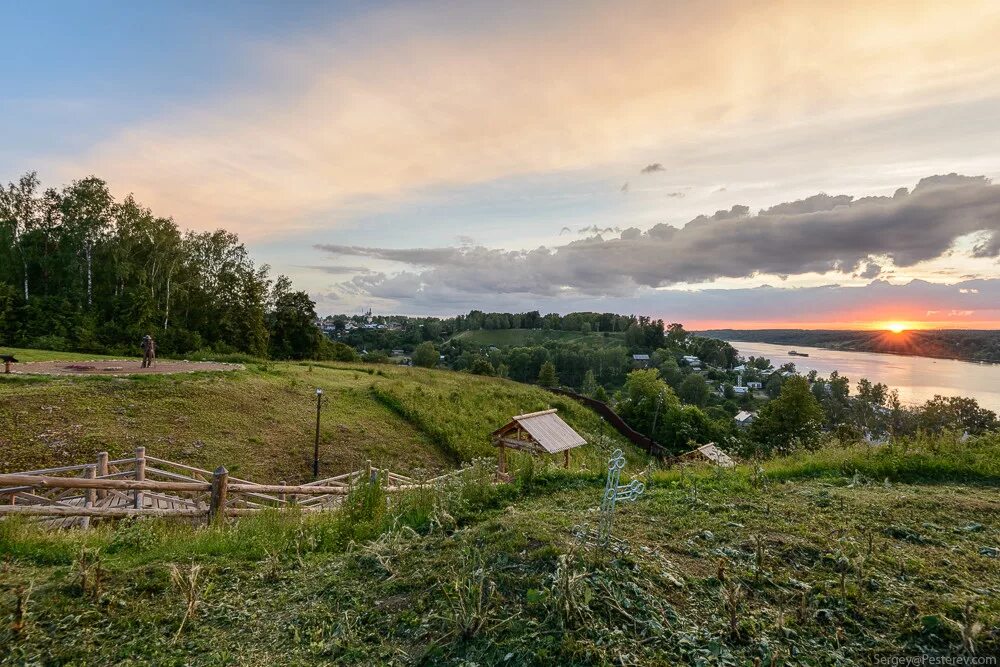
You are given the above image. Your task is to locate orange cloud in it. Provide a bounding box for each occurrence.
[60,1,1000,238]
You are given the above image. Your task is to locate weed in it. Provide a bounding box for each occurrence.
[547,551,594,629]
[437,548,503,641]
[70,547,103,599]
[169,563,206,642]
[943,601,984,656]
[9,583,33,639]
[721,578,745,641]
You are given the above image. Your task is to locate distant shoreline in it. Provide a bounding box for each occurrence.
[699,329,1000,365]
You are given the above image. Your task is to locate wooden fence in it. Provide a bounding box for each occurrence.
[0,447,472,528]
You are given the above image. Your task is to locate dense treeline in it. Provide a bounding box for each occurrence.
[0,172,325,359]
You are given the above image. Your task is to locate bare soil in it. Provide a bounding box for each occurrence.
[11,359,242,376]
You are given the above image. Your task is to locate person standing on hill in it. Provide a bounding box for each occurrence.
[140,335,156,368]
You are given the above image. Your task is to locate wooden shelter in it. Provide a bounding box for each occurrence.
[677,442,735,468]
[491,409,586,472]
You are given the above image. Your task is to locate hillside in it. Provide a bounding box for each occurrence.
[0,353,645,480]
[702,329,1000,364]
[451,328,627,348]
[1,436,998,664]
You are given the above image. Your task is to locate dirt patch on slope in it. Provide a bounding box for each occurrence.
[12,360,242,376]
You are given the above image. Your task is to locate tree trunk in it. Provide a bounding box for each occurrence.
[22,258,29,302]
[163,272,171,330]
[85,242,93,307]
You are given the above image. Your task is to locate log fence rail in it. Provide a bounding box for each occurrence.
[0,448,478,527]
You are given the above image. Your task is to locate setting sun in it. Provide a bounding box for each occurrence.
[887,322,907,334]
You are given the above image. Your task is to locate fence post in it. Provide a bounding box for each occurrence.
[209,466,229,524]
[96,451,109,501]
[81,465,96,529]
[278,481,287,504]
[133,447,146,509]
[365,459,373,485]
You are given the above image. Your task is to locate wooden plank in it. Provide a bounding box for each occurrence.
[0,474,210,493]
[8,463,94,475]
[0,505,208,518]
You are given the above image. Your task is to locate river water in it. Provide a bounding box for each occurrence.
[730,341,1000,413]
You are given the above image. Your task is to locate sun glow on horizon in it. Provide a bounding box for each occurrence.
[878,321,930,334]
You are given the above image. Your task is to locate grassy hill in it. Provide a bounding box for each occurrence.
[452,328,627,348]
[2,348,998,664]
[0,352,644,481]
[1,436,997,664]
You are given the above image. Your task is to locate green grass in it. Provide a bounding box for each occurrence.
[0,351,645,481]
[1,445,997,665]
[451,328,627,348]
[3,347,998,664]
[0,346,128,363]
[368,367,646,470]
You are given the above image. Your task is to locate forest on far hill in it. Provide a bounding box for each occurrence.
[702,328,1000,364]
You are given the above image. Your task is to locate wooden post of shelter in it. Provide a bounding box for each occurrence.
[133,446,146,509]
[96,451,109,500]
[81,465,96,529]
[209,466,229,524]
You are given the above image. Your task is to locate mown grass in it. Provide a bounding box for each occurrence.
[1,444,996,665]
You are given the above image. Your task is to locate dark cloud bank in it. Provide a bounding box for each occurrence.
[316,174,1000,310]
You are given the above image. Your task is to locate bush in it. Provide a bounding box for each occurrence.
[412,341,439,368]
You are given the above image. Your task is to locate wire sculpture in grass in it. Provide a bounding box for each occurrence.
[573,448,645,556]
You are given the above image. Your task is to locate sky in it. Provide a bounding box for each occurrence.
[3,0,1000,328]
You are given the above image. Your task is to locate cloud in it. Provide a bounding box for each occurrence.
[299,264,373,275]
[666,191,685,198]
[641,163,665,173]
[856,262,882,279]
[316,274,1000,328]
[319,174,1000,301]
[53,1,1000,238]
[578,225,621,236]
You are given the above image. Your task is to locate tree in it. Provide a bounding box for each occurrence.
[678,374,710,407]
[917,395,998,435]
[581,369,598,396]
[0,171,41,302]
[267,276,320,360]
[412,341,438,368]
[748,376,825,456]
[537,360,558,387]
[469,355,496,376]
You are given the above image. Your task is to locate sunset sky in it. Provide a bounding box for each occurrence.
[3,1,1000,328]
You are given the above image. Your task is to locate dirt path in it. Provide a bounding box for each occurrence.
[12,359,243,376]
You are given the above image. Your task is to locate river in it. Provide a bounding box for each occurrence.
[730,341,1000,413]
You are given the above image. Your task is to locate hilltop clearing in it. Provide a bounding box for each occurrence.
[450,328,627,348]
[0,352,645,480]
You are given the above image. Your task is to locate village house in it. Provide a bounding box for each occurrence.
[734,410,755,427]
[682,355,702,368]
[632,354,651,368]
[678,442,736,468]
